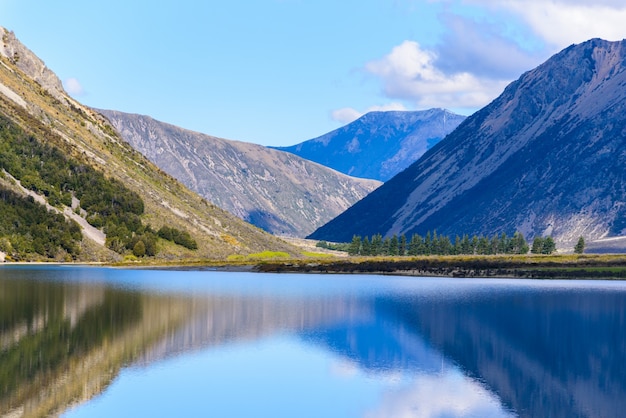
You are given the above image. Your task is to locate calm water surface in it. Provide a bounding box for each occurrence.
[1,265,626,417]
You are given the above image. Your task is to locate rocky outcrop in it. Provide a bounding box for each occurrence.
[274,109,465,181]
[0,27,66,101]
[310,39,626,248]
[100,110,381,237]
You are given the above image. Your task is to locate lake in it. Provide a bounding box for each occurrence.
[1,265,625,417]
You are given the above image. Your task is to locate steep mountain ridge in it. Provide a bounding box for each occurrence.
[100,110,380,237]
[0,27,296,259]
[310,38,626,247]
[274,109,465,181]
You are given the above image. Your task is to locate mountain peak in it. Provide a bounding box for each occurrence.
[0,27,66,100]
[309,39,626,248]
[275,108,466,181]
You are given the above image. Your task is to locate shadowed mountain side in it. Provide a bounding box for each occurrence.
[274,109,465,182]
[310,39,626,247]
[99,110,381,237]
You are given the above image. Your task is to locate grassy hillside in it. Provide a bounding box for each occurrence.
[0,28,297,261]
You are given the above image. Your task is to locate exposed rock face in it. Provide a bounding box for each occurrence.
[310,39,626,248]
[0,28,66,100]
[274,109,465,181]
[100,110,381,237]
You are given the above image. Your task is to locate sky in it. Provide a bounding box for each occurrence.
[2,1,626,147]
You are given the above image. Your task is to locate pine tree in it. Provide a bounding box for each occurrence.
[372,234,383,256]
[424,231,432,255]
[490,234,499,254]
[349,235,362,256]
[438,235,452,255]
[574,236,585,254]
[512,231,529,254]
[361,236,371,256]
[382,237,391,255]
[542,236,556,254]
[408,234,421,256]
[531,237,544,254]
[471,235,479,255]
[477,236,490,255]
[461,234,471,255]
[399,235,407,256]
[388,235,399,256]
[453,235,462,255]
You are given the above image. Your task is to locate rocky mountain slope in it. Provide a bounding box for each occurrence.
[310,38,626,248]
[0,27,296,260]
[100,110,381,237]
[274,109,465,181]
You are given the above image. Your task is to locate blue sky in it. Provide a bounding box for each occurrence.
[2,1,626,146]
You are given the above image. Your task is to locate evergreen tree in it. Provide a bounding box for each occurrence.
[389,235,399,256]
[348,235,362,256]
[408,234,421,256]
[531,237,544,254]
[471,235,479,254]
[132,240,146,257]
[461,234,471,255]
[511,231,529,254]
[381,237,391,255]
[371,234,383,256]
[477,236,490,254]
[499,232,510,254]
[453,235,462,255]
[490,234,499,254]
[361,236,371,256]
[574,236,585,254]
[399,235,407,256]
[424,232,432,255]
[438,235,452,255]
[542,236,556,254]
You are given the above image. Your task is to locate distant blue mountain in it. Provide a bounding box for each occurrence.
[309,39,626,248]
[273,109,466,181]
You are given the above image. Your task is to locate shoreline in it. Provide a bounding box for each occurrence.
[4,254,626,279]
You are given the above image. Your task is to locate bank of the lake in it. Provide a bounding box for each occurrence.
[253,254,626,280]
[78,253,626,280]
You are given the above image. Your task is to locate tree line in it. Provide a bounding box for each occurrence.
[344,231,561,256]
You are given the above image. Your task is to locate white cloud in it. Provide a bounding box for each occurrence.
[353,0,626,118]
[365,40,508,110]
[501,2,626,48]
[331,102,408,124]
[444,0,626,48]
[63,77,84,96]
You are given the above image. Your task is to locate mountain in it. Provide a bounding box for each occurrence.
[99,110,380,237]
[273,109,465,181]
[0,27,297,260]
[310,38,626,248]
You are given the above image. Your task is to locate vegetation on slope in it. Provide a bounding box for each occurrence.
[0,186,82,260]
[0,30,297,260]
[0,114,196,259]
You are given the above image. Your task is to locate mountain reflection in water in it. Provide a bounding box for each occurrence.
[1,266,625,417]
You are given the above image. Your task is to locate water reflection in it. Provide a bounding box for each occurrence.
[1,267,625,417]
